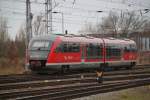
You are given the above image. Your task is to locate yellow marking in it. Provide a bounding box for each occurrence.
[96,71,103,77]
[81,75,84,79]
[44,80,49,82]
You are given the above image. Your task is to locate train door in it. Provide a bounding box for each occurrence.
[81,44,85,63]
[84,43,103,69]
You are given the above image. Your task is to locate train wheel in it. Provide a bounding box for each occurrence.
[114,67,120,70]
[131,62,136,67]
[129,62,136,69]
[61,65,70,74]
[126,62,136,70]
[126,66,132,70]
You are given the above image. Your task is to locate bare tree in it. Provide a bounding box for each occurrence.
[143,21,150,32]
[80,11,148,38]
[0,16,10,58]
[100,11,148,37]
[79,22,96,34]
[0,16,9,41]
[15,25,26,58]
[16,25,26,42]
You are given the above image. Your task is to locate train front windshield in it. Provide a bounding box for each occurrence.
[29,40,52,60]
[30,40,52,51]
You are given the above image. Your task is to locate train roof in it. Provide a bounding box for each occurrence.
[59,35,103,44]
[103,37,136,45]
[58,35,135,45]
[30,34,136,45]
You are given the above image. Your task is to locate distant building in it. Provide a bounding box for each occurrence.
[129,32,150,52]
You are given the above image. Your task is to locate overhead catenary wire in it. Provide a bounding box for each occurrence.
[2,0,45,5]
[1,0,150,39]
[2,0,149,12]
[1,0,149,18]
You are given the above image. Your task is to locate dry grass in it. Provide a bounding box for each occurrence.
[0,58,25,75]
[73,86,150,100]
[138,53,150,65]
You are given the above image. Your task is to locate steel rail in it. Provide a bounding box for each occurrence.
[14,78,150,100]
[0,64,149,84]
[0,72,150,99]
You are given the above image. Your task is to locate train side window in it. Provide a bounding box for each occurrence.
[96,44,103,59]
[55,45,60,53]
[72,43,80,52]
[86,44,92,59]
[130,44,137,52]
[86,43,102,59]
[124,46,130,52]
[113,47,121,58]
[55,42,80,53]
[68,44,72,52]
[124,44,137,52]
[106,46,111,58]
[106,45,121,59]
[55,43,65,53]
[68,43,80,52]
[63,43,68,52]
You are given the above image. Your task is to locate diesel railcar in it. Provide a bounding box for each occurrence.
[26,34,137,73]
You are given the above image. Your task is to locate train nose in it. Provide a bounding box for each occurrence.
[29,51,49,60]
[29,60,46,70]
[29,51,49,70]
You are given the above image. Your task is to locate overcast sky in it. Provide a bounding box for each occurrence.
[0,0,150,40]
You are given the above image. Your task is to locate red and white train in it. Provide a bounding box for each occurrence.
[26,34,137,73]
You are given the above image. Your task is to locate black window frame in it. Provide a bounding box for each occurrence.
[86,43,103,59]
[106,45,121,59]
[55,42,80,53]
[29,40,52,51]
[124,44,137,52]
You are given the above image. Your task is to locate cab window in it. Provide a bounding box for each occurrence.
[29,40,51,50]
[124,44,137,52]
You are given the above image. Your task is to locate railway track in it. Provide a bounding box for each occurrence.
[1,76,150,100]
[0,64,150,99]
[15,78,150,100]
[0,64,150,84]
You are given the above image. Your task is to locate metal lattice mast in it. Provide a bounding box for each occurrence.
[45,0,52,34]
[26,0,32,43]
[25,0,32,71]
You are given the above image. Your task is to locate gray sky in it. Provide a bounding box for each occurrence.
[0,0,150,40]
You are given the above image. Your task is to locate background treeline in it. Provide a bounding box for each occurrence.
[0,16,26,74]
[79,11,150,38]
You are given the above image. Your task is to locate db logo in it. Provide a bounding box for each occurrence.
[64,56,73,60]
[64,56,67,60]
[129,55,133,59]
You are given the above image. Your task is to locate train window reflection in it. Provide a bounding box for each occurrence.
[55,42,80,53]
[86,44,102,59]
[30,40,51,51]
[106,45,121,59]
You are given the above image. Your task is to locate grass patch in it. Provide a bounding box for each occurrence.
[119,86,150,100]
[0,58,25,75]
[73,86,150,100]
